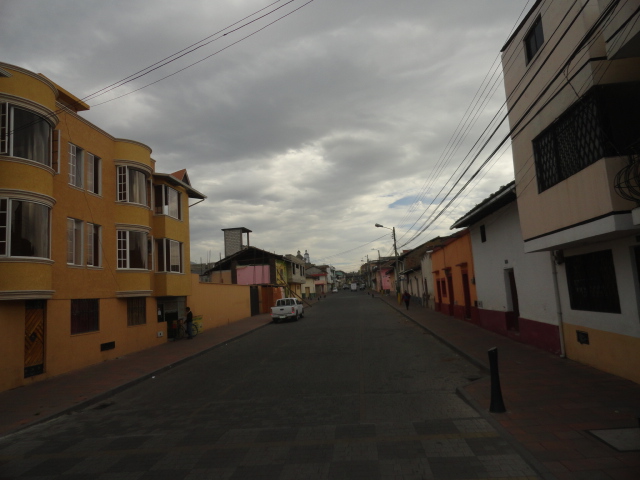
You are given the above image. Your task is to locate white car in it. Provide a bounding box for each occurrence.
[271,298,304,323]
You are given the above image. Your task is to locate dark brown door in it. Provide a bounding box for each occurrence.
[262,287,274,314]
[446,274,455,316]
[250,286,260,316]
[24,300,46,378]
[462,272,472,319]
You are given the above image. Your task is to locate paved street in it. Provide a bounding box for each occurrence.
[0,294,539,479]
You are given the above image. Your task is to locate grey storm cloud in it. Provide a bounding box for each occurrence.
[1,0,528,270]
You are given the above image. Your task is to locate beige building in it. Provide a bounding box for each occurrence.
[501,0,640,382]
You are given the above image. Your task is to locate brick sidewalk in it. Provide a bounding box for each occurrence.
[377,293,640,480]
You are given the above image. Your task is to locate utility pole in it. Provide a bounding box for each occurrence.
[392,227,400,299]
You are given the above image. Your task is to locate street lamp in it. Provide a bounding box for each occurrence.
[375,223,400,299]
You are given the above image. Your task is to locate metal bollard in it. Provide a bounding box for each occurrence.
[488,347,506,413]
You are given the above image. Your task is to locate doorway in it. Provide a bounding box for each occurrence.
[446,273,455,316]
[506,269,520,332]
[24,300,46,378]
[462,272,472,319]
[250,286,260,316]
[156,296,186,338]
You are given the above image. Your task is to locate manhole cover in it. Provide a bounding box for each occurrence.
[589,427,640,452]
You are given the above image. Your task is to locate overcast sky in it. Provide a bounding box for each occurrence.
[1,0,531,271]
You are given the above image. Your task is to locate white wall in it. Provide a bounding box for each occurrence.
[556,236,640,338]
[470,201,559,326]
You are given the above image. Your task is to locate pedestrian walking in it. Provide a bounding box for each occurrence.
[402,291,411,310]
[185,306,194,339]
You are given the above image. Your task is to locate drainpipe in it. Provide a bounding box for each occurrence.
[550,251,566,358]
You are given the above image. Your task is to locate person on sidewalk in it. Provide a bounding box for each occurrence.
[402,291,411,310]
[185,307,194,339]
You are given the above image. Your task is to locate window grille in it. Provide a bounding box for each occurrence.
[533,91,606,192]
[127,297,146,326]
[565,250,621,314]
[534,83,640,193]
[71,299,99,334]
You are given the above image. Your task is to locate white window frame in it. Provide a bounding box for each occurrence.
[68,143,84,188]
[0,198,7,256]
[52,130,61,173]
[0,197,51,259]
[67,218,83,265]
[117,165,127,202]
[168,239,182,273]
[0,103,53,167]
[156,238,183,273]
[117,229,149,269]
[0,103,8,155]
[86,153,101,195]
[154,184,181,220]
[117,166,149,206]
[87,223,101,267]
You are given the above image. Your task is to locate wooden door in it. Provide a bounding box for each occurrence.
[24,300,46,378]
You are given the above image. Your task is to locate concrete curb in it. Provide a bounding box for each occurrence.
[378,296,557,480]
[456,385,559,480]
[377,297,490,372]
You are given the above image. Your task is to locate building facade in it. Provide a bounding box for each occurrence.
[284,253,305,298]
[431,230,477,321]
[452,183,562,354]
[501,0,640,381]
[0,63,205,392]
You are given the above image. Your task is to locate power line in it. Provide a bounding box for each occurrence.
[84,0,298,104]
[6,0,313,135]
[315,233,391,264]
[397,0,620,248]
[91,0,316,107]
[397,0,578,246]
[395,0,540,238]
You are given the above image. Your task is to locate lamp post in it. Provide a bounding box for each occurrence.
[375,223,400,300]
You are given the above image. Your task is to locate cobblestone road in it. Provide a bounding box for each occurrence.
[0,294,540,479]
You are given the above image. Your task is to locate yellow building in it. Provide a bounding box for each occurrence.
[0,63,205,392]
